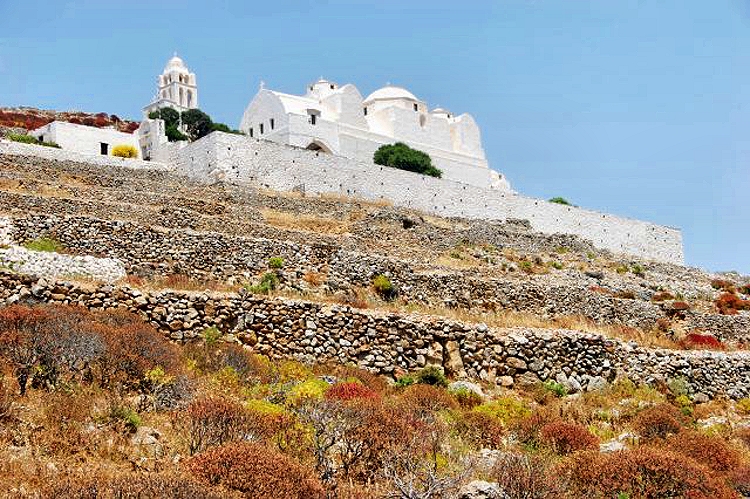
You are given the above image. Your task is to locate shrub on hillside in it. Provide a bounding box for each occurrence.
[490,452,564,499]
[372,274,396,300]
[414,365,448,387]
[539,421,598,455]
[716,292,750,315]
[449,386,483,409]
[474,397,533,428]
[453,410,505,449]
[180,396,248,455]
[632,403,689,440]
[560,448,737,499]
[46,472,233,499]
[400,383,458,419]
[7,133,39,144]
[23,236,64,252]
[548,197,571,205]
[247,272,279,295]
[325,381,379,402]
[268,256,284,269]
[112,144,138,158]
[711,278,736,292]
[373,142,442,178]
[663,430,742,473]
[679,332,724,350]
[185,442,326,499]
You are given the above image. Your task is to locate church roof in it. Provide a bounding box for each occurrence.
[270,91,320,115]
[164,54,188,73]
[363,85,419,104]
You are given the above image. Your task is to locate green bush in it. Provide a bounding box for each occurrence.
[7,133,39,144]
[549,197,571,205]
[247,272,279,295]
[165,124,188,142]
[542,380,568,398]
[372,274,395,299]
[23,237,64,253]
[414,365,448,387]
[395,375,415,388]
[373,142,442,178]
[268,257,284,269]
[182,109,213,141]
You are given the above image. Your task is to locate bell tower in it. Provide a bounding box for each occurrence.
[143,53,198,117]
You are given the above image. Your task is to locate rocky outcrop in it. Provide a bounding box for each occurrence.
[0,107,139,134]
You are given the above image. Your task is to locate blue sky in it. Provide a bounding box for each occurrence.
[0,0,748,273]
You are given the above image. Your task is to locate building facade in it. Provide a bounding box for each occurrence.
[30,121,140,158]
[240,79,511,190]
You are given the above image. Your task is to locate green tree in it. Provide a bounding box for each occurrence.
[373,142,442,178]
[211,122,243,134]
[549,197,571,206]
[181,109,213,141]
[148,107,180,129]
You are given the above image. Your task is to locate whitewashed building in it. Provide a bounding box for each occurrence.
[240,79,511,190]
[30,121,140,158]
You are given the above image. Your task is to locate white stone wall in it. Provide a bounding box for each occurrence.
[30,121,141,158]
[176,132,684,264]
[0,140,171,171]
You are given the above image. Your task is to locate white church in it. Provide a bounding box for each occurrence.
[240,79,510,190]
[28,54,510,191]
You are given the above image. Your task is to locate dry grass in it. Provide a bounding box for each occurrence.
[119,274,238,293]
[260,208,356,235]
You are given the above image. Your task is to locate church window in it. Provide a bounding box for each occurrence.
[364,107,367,116]
[310,114,317,125]
[270,118,275,130]
[100,143,109,155]
[419,114,427,128]
[260,123,264,134]
[187,90,193,107]
[249,128,253,137]
[330,84,334,89]
[413,103,418,112]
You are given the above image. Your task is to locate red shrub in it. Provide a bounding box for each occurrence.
[45,472,233,499]
[680,332,724,350]
[325,381,379,401]
[716,292,750,315]
[735,427,750,448]
[400,384,458,418]
[561,448,738,499]
[491,452,564,499]
[728,466,750,496]
[663,430,742,473]
[711,279,736,292]
[632,403,689,439]
[539,421,598,455]
[670,301,691,311]
[180,396,248,455]
[185,442,325,499]
[651,291,675,302]
[453,410,505,449]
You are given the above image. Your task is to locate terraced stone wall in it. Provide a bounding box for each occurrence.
[1,271,747,400]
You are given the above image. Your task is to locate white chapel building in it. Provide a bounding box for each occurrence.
[240,79,511,190]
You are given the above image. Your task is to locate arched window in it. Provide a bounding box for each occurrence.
[419,114,427,128]
[179,88,184,106]
[187,90,193,107]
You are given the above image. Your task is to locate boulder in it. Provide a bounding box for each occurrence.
[458,480,505,499]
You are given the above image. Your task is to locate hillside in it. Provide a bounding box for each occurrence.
[0,107,139,135]
[0,146,749,497]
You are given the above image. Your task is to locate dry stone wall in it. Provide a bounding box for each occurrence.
[175,132,684,264]
[1,271,747,400]
[8,213,749,342]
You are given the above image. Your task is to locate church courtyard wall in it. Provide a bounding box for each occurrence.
[176,132,684,264]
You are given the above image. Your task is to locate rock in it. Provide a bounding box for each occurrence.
[131,426,162,448]
[506,357,527,370]
[514,372,540,390]
[692,392,710,404]
[599,440,627,453]
[586,376,607,392]
[585,270,604,279]
[458,480,505,499]
[445,340,465,377]
[449,381,484,398]
[498,376,514,387]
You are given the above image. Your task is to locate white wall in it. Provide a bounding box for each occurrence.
[176,132,684,264]
[0,139,169,171]
[30,121,141,158]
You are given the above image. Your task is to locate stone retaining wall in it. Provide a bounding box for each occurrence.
[8,213,748,342]
[1,271,747,400]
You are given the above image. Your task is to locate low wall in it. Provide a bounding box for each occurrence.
[1,271,748,400]
[9,213,747,341]
[176,132,684,264]
[0,140,170,171]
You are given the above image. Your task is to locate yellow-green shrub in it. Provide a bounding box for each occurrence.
[737,398,750,415]
[287,379,329,404]
[474,397,532,427]
[112,144,138,158]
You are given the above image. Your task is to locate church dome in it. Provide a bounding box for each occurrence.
[164,54,187,73]
[363,85,419,103]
